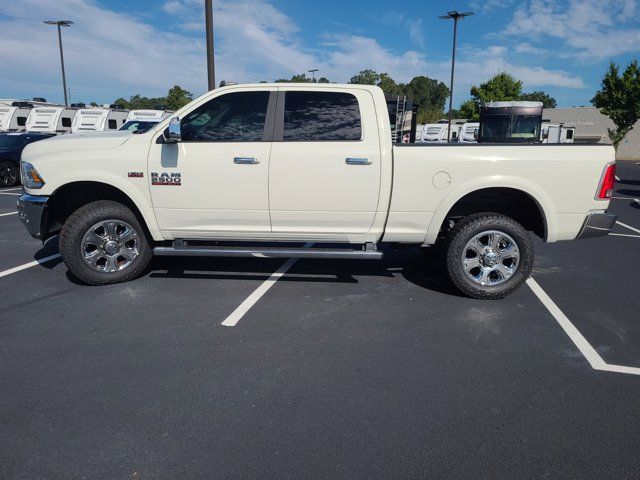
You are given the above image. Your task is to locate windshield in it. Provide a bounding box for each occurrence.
[481,115,510,141]
[0,135,24,149]
[120,120,158,133]
[512,115,541,139]
[481,114,541,143]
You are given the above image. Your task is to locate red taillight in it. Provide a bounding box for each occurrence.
[597,163,616,199]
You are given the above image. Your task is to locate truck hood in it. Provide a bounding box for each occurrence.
[22,131,133,159]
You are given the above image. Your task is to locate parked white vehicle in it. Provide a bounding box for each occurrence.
[119,110,172,133]
[541,123,575,144]
[25,106,77,134]
[71,107,129,133]
[0,101,37,132]
[18,84,617,299]
[420,123,462,143]
[459,122,480,143]
[126,109,171,123]
[420,124,448,143]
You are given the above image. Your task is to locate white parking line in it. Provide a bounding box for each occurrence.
[609,233,640,239]
[0,187,22,192]
[0,192,20,196]
[221,243,313,327]
[0,253,61,279]
[526,277,640,376]
[615,175,621,181]
[616,221,640,235]
[0,211,17,217]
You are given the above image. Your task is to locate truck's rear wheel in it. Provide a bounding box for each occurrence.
[445,213,533,299]
[59,200,152,285]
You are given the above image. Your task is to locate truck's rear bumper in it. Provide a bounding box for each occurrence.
[17,194,48,240]
[576,211,617,239]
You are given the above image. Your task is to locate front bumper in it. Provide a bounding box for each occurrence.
[17,194,49,240]
[576,211,617,239]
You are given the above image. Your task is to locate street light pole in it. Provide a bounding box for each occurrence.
[44,20,73,107]
[308,69,319,82]
[439,10,473,142]
[205,0,216,90]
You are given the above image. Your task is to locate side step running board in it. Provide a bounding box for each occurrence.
[153,243,382,260]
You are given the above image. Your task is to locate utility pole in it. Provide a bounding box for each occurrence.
[308,69,319,82]
[44,20,73,106]
[205,0,216,90]
[439,10,473,142]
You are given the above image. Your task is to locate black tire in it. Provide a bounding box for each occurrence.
[0,161,19,187]
[445,213,534,300]
[59,200,153,285]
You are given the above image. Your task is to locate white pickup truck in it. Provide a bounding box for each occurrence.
[17,84,617,299]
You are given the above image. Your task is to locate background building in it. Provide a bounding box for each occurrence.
[543,107,640,160]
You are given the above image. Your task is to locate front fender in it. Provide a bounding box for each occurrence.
[47,171,162,241]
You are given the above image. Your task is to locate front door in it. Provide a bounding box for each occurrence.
[149,88,275,238]
[268,88,382,235]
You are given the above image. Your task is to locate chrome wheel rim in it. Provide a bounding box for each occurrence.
[81,220,140,273]
[0,163,17,186]
[462,230,520,286]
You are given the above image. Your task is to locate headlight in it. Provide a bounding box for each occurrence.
[20,162,45,189]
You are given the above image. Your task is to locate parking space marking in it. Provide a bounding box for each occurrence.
[0,211,17,217]
[0,253,61,279]
[221,243,313,327]
[609,233,640,239]
[616,221,640,235]
[527,277,640,376]
[0,192,20,196]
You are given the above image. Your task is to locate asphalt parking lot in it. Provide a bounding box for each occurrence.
[1,162,639,479]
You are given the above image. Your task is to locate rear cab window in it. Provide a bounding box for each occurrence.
[282,91,362,142]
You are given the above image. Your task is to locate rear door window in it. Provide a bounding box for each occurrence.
[283,91,362,141]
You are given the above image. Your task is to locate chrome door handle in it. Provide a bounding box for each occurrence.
[234,157,260,165]
[345,157,371,165]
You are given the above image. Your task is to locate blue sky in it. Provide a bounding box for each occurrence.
[1,0,639,108]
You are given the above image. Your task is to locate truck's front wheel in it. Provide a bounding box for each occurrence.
[445,213,533,299]
[59,200,152,285]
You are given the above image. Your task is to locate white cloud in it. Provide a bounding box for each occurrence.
[0,0,587,106]
[514,43,547,56]
[161,1,184,15]
[504,0,640,60]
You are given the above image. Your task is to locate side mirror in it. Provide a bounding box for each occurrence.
[163,117,182,143]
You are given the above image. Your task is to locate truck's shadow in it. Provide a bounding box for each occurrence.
[33,236,63,270]
[147,246,463,297]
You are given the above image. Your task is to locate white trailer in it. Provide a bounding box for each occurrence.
[541,123,575,144]
[71,107,130,133]
[458,122,480,143]
[125,109,171,122]
[25,106,77,134]
[0,101,36,132]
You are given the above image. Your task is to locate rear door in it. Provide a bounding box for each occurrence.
[268,88,381,235]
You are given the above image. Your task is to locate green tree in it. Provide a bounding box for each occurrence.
[318,77,331,83]
[275,73,320,83]
[165,85,193,110]
[349,69,380,85]
[406,76,449,111]
[520,91,557,108]
[377,73,403,96]
[459,99,479,121]
[113,98,130,109]
[468,72,523,113]
[592,60,640,148]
